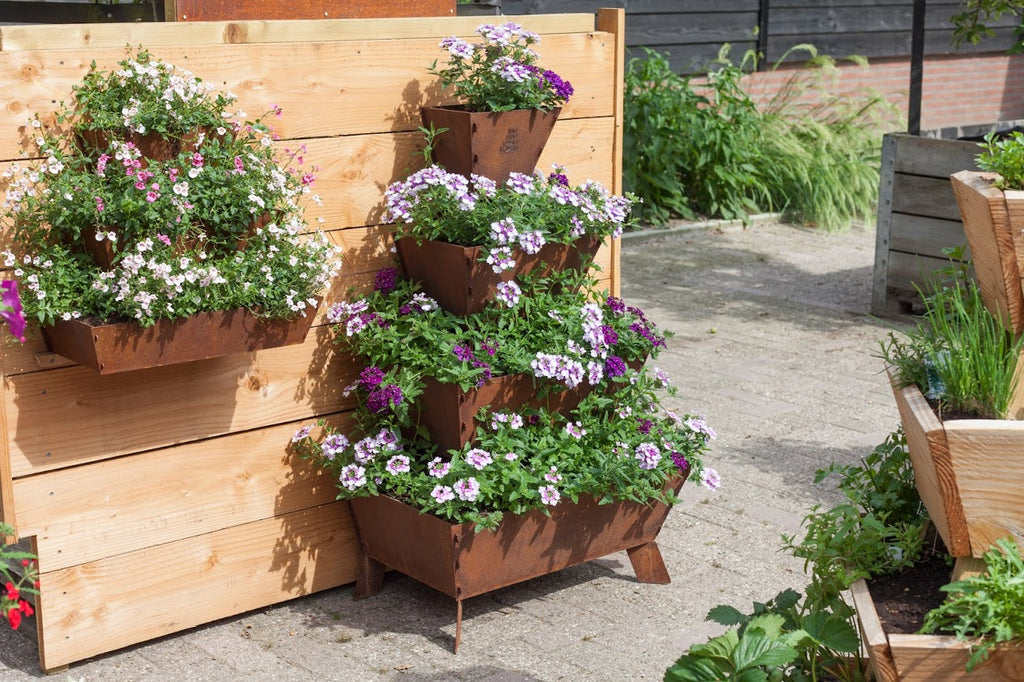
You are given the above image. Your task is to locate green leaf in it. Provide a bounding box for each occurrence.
[799,612,860,653]
[663,656,730,682]
[730,633,798,670]
[707,604,747,626]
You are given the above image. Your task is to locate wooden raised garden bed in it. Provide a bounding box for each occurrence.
[0,10,625,672]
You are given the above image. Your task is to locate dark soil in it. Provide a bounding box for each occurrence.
[865,546,950,634]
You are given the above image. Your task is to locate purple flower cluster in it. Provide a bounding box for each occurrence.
[492,56,532,84]
[374,266,398,293]
[453,343,475,362]
[465,448,494,470]
[605,296,626,315]
[634,442,661,470]
[486,246,516,273]
[490,218,519,245]
[340,464,367,491]
[359,365,385,390]
[671,451,690,476]
[531,352,585,388]
[518,229,546,255]
[630,321,666,348]
[604,355,627,378]
[495,280,521,308]
[454,477,480,502]
[366,383,403,414]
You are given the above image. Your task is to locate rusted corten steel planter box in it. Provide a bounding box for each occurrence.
[396,235,601,315]
[350,477,683,652]
[417,373,589,455]
[41,302,319,374]
[420,105,560,183]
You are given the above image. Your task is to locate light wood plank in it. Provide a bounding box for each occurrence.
[951,556,987,581]
[5,326,358,477]
[849,579,899,682]
[892,133,983,178]
[888,213,967,259]
[0,376,12,527]
[14,415,352,571]
[888,634,1024,681]
[0,14,597,52]
[35,501,357,672]
[892,173,962,221]
[888,370,972,557]
[596,7,624,298]
[944,420,1024,557]
[0,33,615,159]
[951,171,1024,333]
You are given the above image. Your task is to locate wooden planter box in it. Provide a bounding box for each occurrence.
[852,578,1024,681]
[165,0,455,21]
[889,371,1024,558]
[0,10,626,672]
[349,476,682,652]
[871,123,1024,317]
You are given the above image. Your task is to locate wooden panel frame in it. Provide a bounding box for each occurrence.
[0,11,625,671]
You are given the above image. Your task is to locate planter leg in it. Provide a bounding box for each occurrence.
[454,598,463,654]
[353,554,385,600]
[628,542,671,584]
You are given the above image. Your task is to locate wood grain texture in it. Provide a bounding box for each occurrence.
[944,420,1024,557]
[167,0,455,21]
[5,326,357,477]
[596,8,623,298]
[0,14,596,51]
[888,370,971,557]
[887,213,967,259]
[850,579,899,682]
[0,33,614,159]
[892,133,983,178]
[888,634,1024,681]
[951,171,1024,334]
[892,174,963,222]
[13,416,352,571]
[35,502,357,672]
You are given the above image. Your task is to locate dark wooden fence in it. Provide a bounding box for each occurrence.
[502,1,1020,73]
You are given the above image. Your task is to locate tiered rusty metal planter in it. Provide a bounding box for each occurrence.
[420,106,561,183]
[41,301,320,374]
[396,235,601,315]
[350,477,683,652]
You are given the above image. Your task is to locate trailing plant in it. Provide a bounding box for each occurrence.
[950,1,1024,51]
[430,22,573,112]
[921,536,1024,671]
[623,45,893,230]
[978,129,1024,189]
[879,265,1024,420]
[666,429,925,682]
[0,47,341,328]
[664,588,862,682]
[292,266,717,530]
[784,429,928,612]
[1,523,38,631]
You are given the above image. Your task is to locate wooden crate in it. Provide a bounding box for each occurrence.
[871,124,1024,317]
[0,11,625,672]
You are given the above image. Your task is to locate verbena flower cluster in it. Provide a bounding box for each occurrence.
[0,523,38,631]
[385,164,634,289]
[1,49,341,327]
[291,267,718,529]
[432,22,573,112]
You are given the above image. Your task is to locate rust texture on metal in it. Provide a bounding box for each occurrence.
[420,106,561,184]
[349,476,684,601]
[417,374,590,455]
[170,0,455,21]
[41,302,319,374]
[396,235,601,316]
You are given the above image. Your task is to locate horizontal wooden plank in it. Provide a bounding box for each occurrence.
[0,33,614,158]
[888,633,1024,680]
[14,416,351,571]
[888,213,967,258]
[892,173,961,221]
[885,250,951,295]
[0,13,597,51]
[626,12,757,47]
[35,501,357,671]
[893,134,983,178]
[5,325,357,477]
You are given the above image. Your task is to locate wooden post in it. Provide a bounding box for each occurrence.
[597,7,625,299]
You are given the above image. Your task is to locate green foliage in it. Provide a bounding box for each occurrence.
[978,130,1024,189]
[879,269,1024,420]
[950,1,1024,51]
[664,589,862,682]
[785,429,928,612]
[623,45,893,230]
[922,537,1024,671]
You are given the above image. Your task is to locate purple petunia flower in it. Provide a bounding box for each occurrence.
[386,454,411,475]
[671,451,691,476]
[564,421,586,439]
[374,266,398,293]
[605,296,626,315]
[700,468,721,490]
[322,433,350,460]
[637,419,653,435]
[428,457,451,479]
[454,477,480,502]
[604,355,627,378]
[495,280,521,308]
[431,484,456,503]
[465,448,493,470]
[359,366,386,391]
[634,442,661,470]
[340,464,367,491]
[544,466,561,484]
[518,230,546,254]
[291,425,314,442]
[366,383,403,414]
[538,485,560,506]
[453,343,475,362]
[0,280,26,343]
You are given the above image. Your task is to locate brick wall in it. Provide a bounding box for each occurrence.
[735,53,1024,131]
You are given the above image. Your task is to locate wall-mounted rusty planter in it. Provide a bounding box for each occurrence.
[41,301,319,374]
[420,106,560,183]
[396,235,601,315]
[418,374,589,455]
[350,476,683,652]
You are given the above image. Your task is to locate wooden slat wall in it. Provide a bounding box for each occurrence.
[504,0,1020,74]
[0,11,624,671]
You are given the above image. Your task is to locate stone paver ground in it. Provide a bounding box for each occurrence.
[0,220,910,681]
